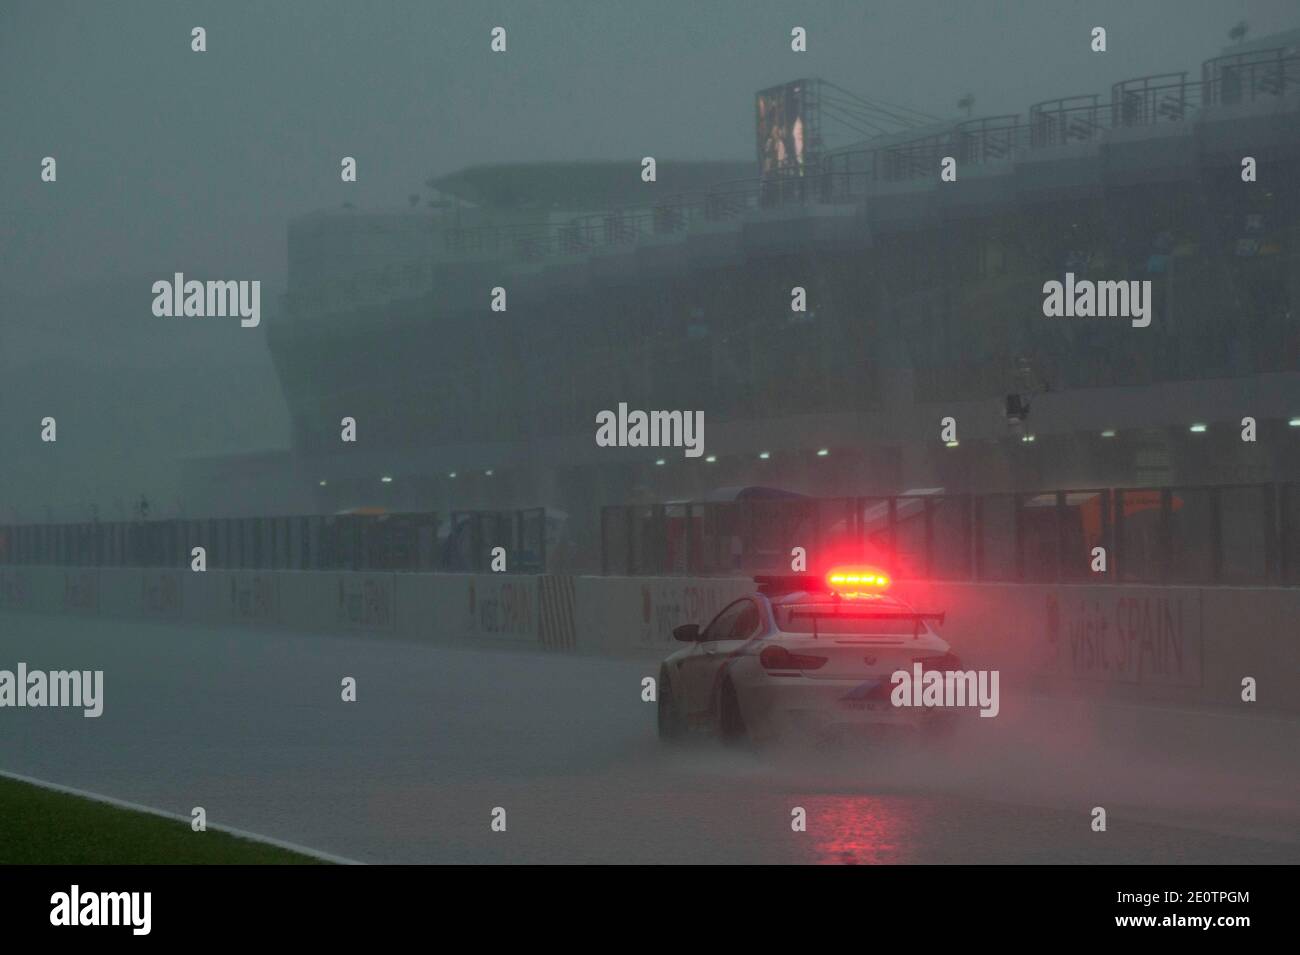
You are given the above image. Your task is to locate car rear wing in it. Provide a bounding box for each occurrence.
[783,608,946,639]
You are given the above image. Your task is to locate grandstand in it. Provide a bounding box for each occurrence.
[179,38,1300,571]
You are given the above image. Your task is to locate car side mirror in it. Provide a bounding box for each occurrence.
[673,623,701,642]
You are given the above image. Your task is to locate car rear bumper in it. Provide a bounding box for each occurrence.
[740,675,951,739]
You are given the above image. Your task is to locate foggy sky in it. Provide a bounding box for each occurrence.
[1,0,1297,519]
[2,0,1297,297]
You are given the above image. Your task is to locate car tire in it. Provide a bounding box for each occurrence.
[657,666,684,743]
[717,678,749,746]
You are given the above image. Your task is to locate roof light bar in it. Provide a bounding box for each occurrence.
[826,566,891,595]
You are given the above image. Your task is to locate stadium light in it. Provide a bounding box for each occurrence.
[448,471,457,479]
[758,451,771,460]
[1289,418,1300,428]
[654,458,666,466]
[318,480,327,487]
[945,440,959,448]
[1189,423,1207,433]
[705,455,717,463]
[1021,434,1035,443]
[485,469,494,477]
[816,448,829,457]
[380,475,393,483]
[1100,429,1116,438]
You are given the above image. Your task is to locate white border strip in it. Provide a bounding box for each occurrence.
[0,769,364,865]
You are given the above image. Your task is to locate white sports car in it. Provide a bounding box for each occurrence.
[657,568,960,744]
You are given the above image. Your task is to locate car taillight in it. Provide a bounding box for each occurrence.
[914,652,962,671]
[760,644,827,670]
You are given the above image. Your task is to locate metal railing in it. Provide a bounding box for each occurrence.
[432,48,1299,267]
[1029,95,1104,147]
[1202,46,1300,106]
[601,483,1300,586]
[278,48,1300,310]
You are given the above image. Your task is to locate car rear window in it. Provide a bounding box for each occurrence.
[773,604,932,636]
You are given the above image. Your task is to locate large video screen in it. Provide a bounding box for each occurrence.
[756,80,812,178]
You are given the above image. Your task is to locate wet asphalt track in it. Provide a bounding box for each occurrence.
[1,611,1297,864]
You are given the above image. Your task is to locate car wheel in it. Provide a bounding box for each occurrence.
[717,678,748,746]
[657,666,684,743]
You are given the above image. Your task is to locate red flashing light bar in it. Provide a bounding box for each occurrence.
[826,566,891,593]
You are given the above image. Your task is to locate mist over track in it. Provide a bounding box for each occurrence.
[1,612,1295,864]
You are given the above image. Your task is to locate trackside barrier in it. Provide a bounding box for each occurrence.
[572,576,753,654]
[890,580,1294,711]
[1,568,1295,712]
[0,567,540,649]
